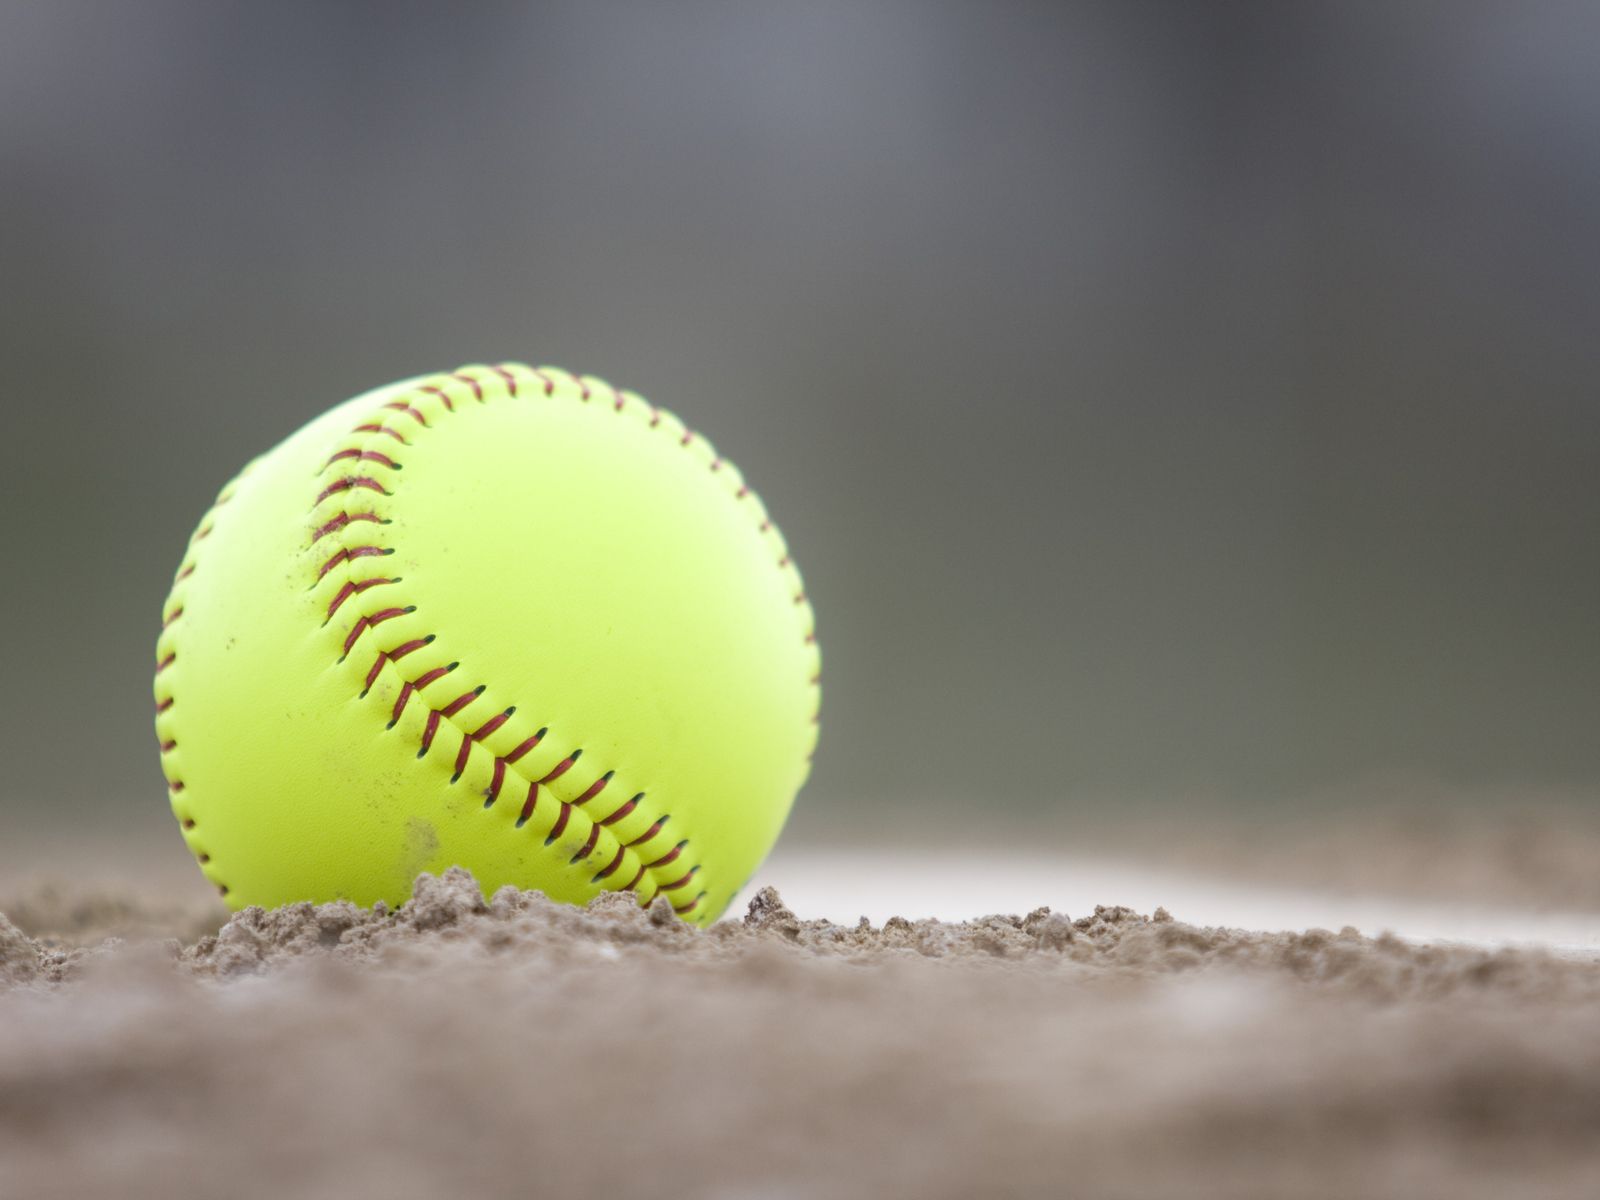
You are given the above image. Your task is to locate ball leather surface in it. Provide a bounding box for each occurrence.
[154,363,819,924]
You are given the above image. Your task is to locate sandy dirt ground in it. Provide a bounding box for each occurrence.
[3,820,1600,1200]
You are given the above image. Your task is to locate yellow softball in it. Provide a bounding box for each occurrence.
[153,363,819,925]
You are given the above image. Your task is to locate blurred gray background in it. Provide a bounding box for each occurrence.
[3,1,1597,851]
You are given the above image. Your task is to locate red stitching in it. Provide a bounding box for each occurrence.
[571,771,613,805]
[618,864,646,892]
[484,758,507,807]
[600,793,641,826]
[158,475,243,869]
[516,782,538,826]
[420,384,455,412]
[420,710,443,755]
[354,423,408,443]
[452,373,485,402]
[390,637,432,662]
[504,727,547,763]
[326,448,401,471]
[539,750,580,783]
[569,821,601,864]
[316,477,388,505]
[648,840,689,870]
[365,636,434,696]
[311,511,383,545]
[342,606,411,658]
[545,801,571,844]
[412,664,454,692]
[453,707,513,781]
[452,736,474,782]
[421,687,483,756]
[383,400,429,426]
[673,892,706,915]
[492,365,520,396]
[472,707,513,742]
[627,816,669,846]
[388,682,415,726]
[326,576,394,620]
[591,844,626,882]
[440,688,482,718]
[652,870,697,896]
[318,545,390,581]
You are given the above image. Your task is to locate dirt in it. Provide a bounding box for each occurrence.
[2,866,1598,1199]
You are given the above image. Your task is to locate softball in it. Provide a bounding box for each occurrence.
[153,363,819,924]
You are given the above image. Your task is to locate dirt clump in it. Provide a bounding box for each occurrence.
[2,868,1598,1200]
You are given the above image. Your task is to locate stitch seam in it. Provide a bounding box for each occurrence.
[310,363,817,918]
[159,362,819,919]
[155,472,254,897]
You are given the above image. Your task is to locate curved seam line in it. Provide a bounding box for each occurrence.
[155,470,253,897]
[320,376,689,908]
[315,363,805,916]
